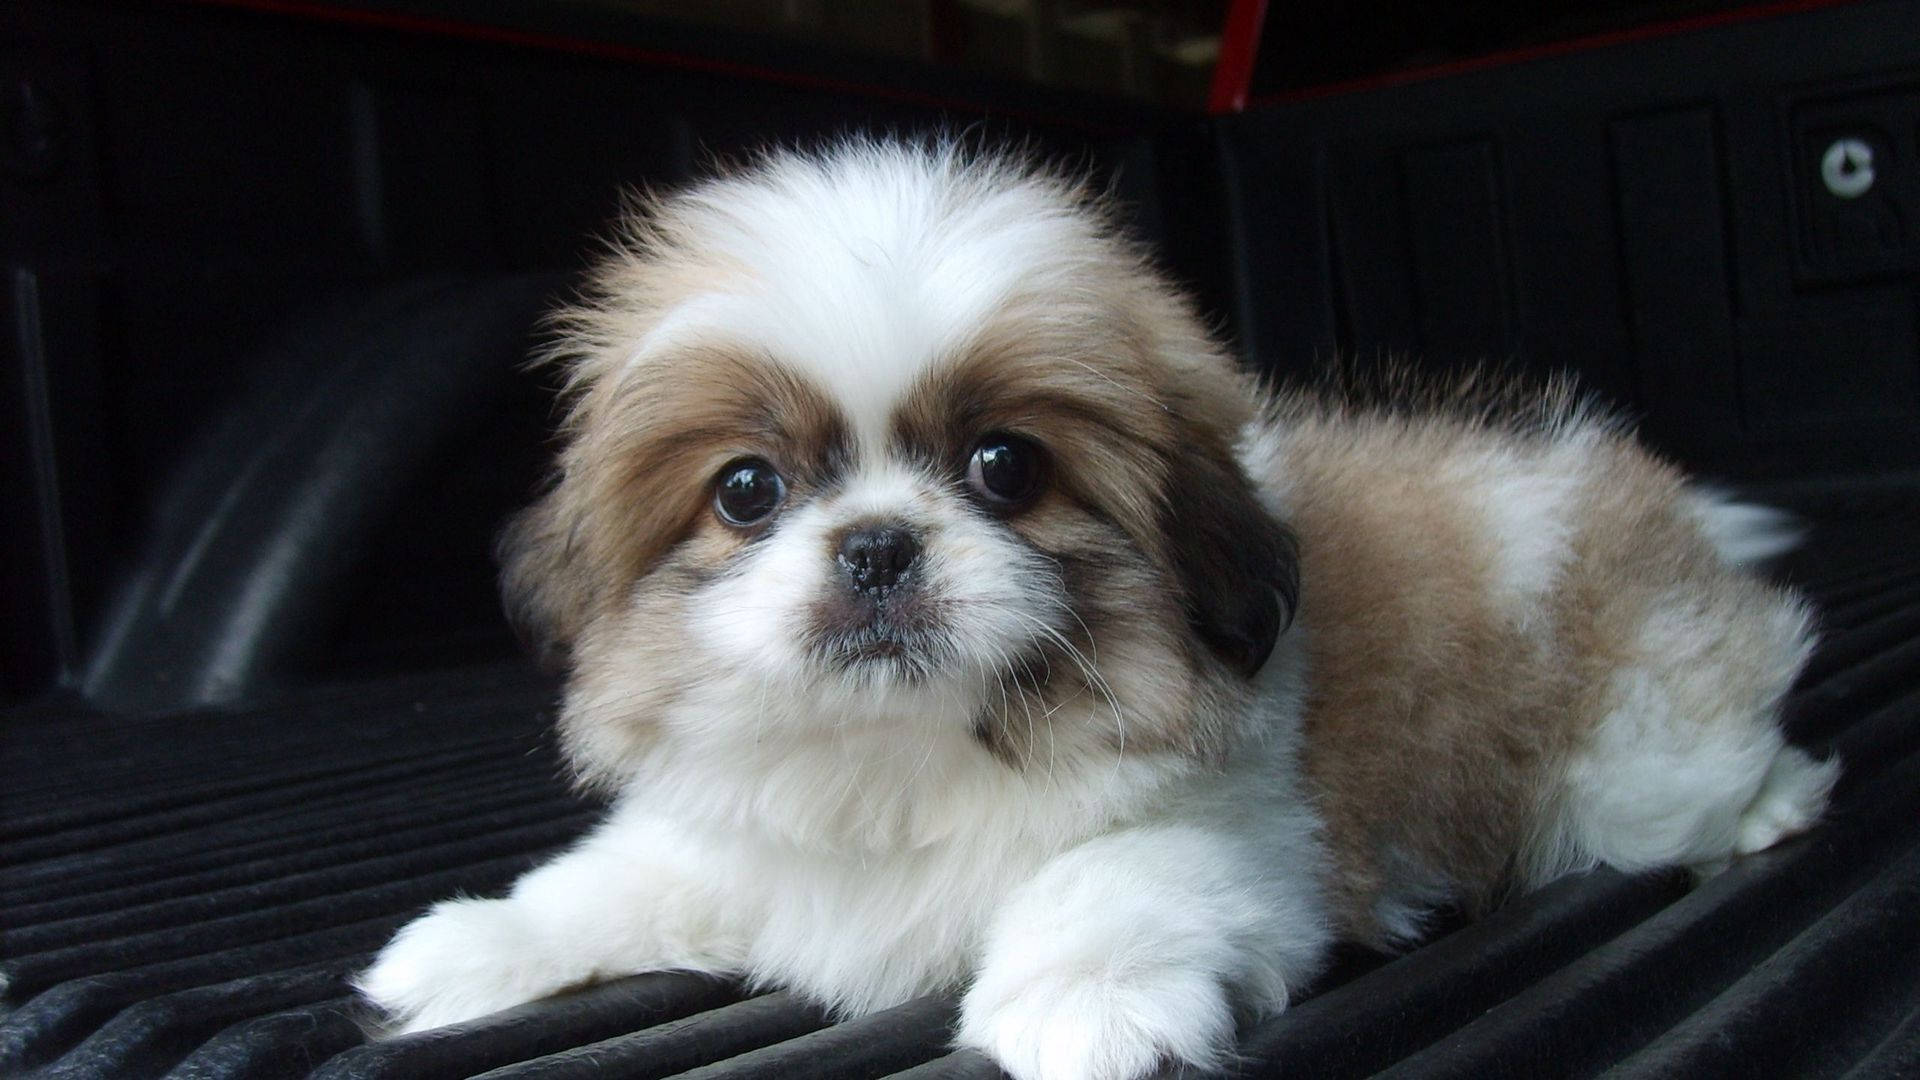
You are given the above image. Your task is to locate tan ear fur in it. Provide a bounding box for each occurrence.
[497,491,592,671]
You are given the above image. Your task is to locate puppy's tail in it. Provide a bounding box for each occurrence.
[1688,489,1807,568]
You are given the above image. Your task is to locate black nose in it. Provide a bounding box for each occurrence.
[838,526,921,595]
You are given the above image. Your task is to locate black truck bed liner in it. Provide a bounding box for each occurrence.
[6,510,1917,1079]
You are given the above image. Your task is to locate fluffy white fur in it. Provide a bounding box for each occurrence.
[1551,589,1828,876]
[363,654,1322,1059]
[357,141,1833,1080]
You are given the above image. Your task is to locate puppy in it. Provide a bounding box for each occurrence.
[357,141,1837,1080]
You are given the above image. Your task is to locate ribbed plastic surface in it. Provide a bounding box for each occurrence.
[5,513,1918,1079]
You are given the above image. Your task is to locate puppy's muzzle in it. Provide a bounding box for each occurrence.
[837,525,921,596]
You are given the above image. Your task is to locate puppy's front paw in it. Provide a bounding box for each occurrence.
[957,962,1235,1080]
[357,897,572,1034]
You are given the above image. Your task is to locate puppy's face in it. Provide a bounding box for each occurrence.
[504,146,1295,788]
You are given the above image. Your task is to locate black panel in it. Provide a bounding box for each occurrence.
[1250,0,1772,96]
[1219,0,1920,480]
[1791,79,1920,286]
[1402,139,1515,365]
[1611,107,1743,441]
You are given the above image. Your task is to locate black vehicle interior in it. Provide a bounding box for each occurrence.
[5,1,1918,1077]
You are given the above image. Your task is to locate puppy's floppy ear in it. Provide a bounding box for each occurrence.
[496,488,592,672]
[1161,445,1299,678]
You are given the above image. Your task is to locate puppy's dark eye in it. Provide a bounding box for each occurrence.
[714,458,786,527]
[966,434,1044,509]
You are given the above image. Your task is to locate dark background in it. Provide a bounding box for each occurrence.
[5,0,1917,708]
[4,4,1919,1079]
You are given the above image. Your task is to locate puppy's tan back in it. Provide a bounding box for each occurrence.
[1246,384,1832,944]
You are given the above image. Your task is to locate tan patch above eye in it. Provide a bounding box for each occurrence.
[549,345,853,621]
[637,345,854,488]
[889,348,1182,552]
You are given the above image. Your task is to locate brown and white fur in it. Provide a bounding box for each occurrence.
[1246,379,1834,945]
[357,141,1837,1080]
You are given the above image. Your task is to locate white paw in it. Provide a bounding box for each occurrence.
[1733,747,1839,856]
[357,897,577,1034]
[957,963,1235,1080]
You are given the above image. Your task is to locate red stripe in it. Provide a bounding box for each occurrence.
[1251,0,1865,107]
[1207,0,1270,115]
[175,0,1144,133]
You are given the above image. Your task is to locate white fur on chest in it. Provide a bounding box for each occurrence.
[602,639,1318,1015]
[611,735,1192,1011]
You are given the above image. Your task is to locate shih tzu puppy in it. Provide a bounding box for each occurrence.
[357,140,1837,1080]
